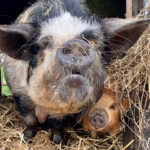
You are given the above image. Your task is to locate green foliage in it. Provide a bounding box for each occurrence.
[1,67,12,96]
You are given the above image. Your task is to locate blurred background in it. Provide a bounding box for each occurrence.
[86,0,126,18]
[0,0,126,24]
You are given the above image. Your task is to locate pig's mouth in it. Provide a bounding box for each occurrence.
[56,73,92,103]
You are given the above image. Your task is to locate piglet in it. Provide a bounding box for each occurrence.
[82,87,129,138]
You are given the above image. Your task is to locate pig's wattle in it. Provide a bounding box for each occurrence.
[35,106,47,124]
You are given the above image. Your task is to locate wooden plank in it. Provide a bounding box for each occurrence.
[133,0,139,16]
[139,0,143,9]
[126,0,142,18]
[126,0,134,18]
[148,75,150,99]
[0,68,1,96]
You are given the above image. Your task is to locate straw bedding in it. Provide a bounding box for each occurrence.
[0,20,150,150]
[0,96,124,150]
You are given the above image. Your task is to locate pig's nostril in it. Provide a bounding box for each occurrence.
[62,48,71,55]
[91,115,107,128]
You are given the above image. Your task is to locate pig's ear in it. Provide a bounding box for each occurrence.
[102,19,150,64]
[0,23,35,59]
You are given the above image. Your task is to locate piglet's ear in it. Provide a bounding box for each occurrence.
[0,23,35,59]
[102,19,150,63]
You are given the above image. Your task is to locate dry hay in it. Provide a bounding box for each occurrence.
[106,23,150,149]
[0,96,124,150]
[0,18,150,150]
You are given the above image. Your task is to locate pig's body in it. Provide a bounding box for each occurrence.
[3,0,106,142]
[4,57,36,124]
[0,0,149,144]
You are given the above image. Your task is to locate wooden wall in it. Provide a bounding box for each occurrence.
[126,0,144,18]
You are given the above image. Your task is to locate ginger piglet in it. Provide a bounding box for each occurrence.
[82,87,129,138]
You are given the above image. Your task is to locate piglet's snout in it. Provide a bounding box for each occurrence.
[89,109,108,129]
[56,39,96,71]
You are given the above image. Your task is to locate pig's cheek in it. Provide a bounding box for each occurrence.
[35,106,47,124]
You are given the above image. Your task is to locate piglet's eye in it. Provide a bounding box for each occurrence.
[109,104,116,110]
[39,36,53,49]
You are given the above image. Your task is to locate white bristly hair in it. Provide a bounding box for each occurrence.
[39,12,100,45]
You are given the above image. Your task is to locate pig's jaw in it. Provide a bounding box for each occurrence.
[55,74,93,102]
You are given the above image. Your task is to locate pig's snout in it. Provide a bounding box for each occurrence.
[89,109,108,129]
[56,39,96,71]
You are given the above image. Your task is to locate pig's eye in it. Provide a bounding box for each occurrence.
[39,36,53,49]
[109,104,116,110]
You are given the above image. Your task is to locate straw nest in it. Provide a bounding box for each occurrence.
[0,16,150,150]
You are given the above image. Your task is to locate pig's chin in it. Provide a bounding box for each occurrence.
[57,74,91,102]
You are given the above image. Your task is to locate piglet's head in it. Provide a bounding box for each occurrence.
[83,88,129,137]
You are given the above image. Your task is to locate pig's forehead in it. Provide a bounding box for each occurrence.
[38,12,102,44]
